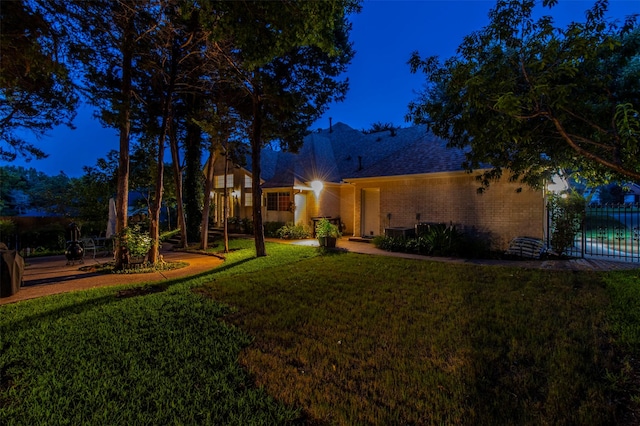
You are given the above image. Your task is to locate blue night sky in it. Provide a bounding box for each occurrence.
[9,0,639,178]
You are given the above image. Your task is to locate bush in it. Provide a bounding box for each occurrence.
[373,236,407,252]
[422,223,463,256]
[276,223,311,239]
[0,219,16,247]
[457,229,493,259]
[547,191,586,256]
[241,218,254,234]
[264,221,285,238]
[21,222,66,251]
[373,224,491,258]
[117,225,152,258]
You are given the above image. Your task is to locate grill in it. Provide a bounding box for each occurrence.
[65,222,84,265]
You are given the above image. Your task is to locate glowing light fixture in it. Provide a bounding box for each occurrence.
[310,180,324,198]
[231,190,240,199]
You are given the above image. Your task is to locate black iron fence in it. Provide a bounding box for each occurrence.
[557,203,640,262]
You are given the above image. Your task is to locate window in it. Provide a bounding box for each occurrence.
[266,192,290,211]
[244,175,252,188]
[215,174,234,188]
[244,192,253,207]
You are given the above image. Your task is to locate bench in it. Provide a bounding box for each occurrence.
[505,237,545,259]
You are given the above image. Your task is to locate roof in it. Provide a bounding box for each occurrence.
[253,123,469,187]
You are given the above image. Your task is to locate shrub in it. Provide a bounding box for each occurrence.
[241,218,254,234]
[264,221,285,238]
[21,222,66,251]
[117,225,152,258]
[373,224,490,258]
[547,191,586,256]
[422,223,463,256]
[276,223,311,239]
[373,236,407,252]
[0,219,16,247]
[458,230,493,259]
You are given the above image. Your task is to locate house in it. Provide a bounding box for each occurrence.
[624,183,640,204]
[210,123,546,250]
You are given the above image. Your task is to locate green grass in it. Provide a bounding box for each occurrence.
[1,241,639,425]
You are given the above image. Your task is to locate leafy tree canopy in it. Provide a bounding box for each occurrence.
[407,0,639,190]
[0,165,71,216]
[0,0,77,162]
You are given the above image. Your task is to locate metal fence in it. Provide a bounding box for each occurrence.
[559,203,640,263]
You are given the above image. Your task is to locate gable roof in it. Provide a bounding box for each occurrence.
[255,123,469,187]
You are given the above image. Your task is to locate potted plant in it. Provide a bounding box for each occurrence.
[117,225,152,265]
[315,218,341,248]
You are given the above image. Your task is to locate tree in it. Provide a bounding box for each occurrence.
[0,166,34,215]
[63,0,161,269]
[0,0,77,162]
[69,152,118,225]
[407,0,639,190]
[28,170,72,216]
[183,94,205,243]
[196,107,247,252]
[201,0,358,256]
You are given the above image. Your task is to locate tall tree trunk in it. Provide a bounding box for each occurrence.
[223,153,229,253]
[251,86,266,257]
[169,124,188,248]
[148,41,177,263]
[184,96,203,243]
[148,111,168,264]
[200,146,216,250]
[114,19,133,271]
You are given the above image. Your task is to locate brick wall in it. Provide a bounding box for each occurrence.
[339,184,355,234]
[348,172,544,250]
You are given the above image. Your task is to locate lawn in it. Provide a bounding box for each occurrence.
[1,240,639,425]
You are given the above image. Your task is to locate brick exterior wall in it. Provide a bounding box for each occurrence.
[339,184,355,235]
[348,172,544,250]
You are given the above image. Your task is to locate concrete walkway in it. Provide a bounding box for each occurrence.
[1,245,223,305]
[2,238,638,306]
[314,238,640,272]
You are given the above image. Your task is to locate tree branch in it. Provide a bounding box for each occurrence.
[550,115,640,180]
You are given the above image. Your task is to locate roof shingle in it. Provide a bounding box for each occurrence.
[253,123,469,186]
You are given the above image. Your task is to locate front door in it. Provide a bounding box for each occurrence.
[361,188,380,237]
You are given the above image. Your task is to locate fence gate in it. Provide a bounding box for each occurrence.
[556,203,640,263]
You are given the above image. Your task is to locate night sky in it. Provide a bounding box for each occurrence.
[8,0,639,177]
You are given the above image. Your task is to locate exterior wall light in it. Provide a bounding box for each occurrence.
[231,190,240,200]
[310,180,324,198]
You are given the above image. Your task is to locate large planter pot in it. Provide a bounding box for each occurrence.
[318,236,337,248]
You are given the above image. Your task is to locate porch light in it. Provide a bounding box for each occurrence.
[310,180,324,198]
[231,190,240,200]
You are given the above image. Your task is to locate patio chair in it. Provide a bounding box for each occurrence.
[80,238,97,259]
[80,238,110,259]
